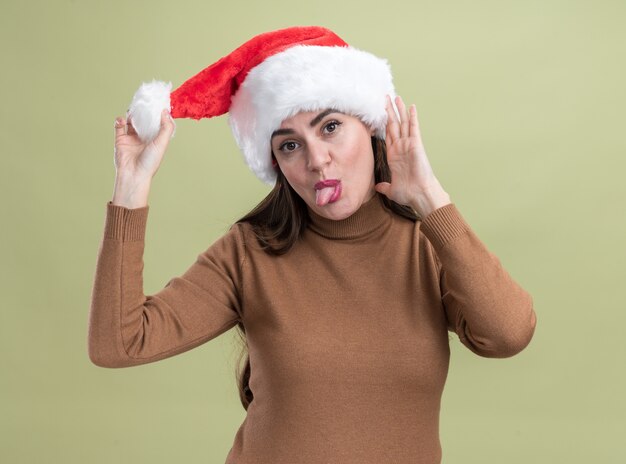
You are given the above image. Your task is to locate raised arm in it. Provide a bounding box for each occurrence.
[88,110,243,368]
[421,203,537,358]
[375,94,536,357]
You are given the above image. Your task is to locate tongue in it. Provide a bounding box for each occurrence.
[316,186,335,206]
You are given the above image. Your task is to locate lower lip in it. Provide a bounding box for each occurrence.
[328,182,342,203]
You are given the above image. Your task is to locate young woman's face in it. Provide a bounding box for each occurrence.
[270,109,376,221]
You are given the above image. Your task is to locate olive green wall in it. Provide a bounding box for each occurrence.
[2,0,624,462]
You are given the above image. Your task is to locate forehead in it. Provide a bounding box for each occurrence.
[279,108,357,128]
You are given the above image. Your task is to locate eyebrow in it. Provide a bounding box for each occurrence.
[271,109,343,140]
[309,108,339,127]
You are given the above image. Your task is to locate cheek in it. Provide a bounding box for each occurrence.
[351,139,375,175]
[278,162,308,191]
[360,158,376,184]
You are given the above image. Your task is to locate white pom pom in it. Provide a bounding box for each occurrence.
[127,80,172,143]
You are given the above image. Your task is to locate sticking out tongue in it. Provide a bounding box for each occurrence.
[315,180,342,206]
[316,186,335,206]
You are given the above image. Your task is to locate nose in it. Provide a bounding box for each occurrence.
[306,140,331,172]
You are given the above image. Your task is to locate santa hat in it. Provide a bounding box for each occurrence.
[127,26,397,185]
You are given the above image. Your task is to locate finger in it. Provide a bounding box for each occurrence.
[409,104,424,149]
[114,117,127,137]
[374,181,391,197]
[395,95,409,138]
[154,109,176,146]
[126,117,138,136]
[409,104,418,136]
[385,95,400,143]
[385,112,392,143]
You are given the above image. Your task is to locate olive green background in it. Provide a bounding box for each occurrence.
[2,0,624,462]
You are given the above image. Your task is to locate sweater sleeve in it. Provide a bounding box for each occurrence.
[87,201,245,368]
[420,203,537,358]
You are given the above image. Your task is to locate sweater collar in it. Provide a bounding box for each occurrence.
[306,193,392,239]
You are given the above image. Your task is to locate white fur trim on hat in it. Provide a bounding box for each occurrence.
[228,45,397,185]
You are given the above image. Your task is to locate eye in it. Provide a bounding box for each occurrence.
[322,120,342,134]
[278,140,300,153]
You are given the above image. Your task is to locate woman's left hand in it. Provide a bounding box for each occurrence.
[375,95,451,218]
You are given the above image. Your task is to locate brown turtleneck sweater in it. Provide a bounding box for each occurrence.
[88,193,537,463]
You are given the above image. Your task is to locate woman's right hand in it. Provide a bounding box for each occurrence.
[110,109,176,208]
[113,108,176,181]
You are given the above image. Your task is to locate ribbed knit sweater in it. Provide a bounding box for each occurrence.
[88,192,537,463]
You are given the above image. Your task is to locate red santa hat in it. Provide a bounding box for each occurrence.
[127,26,397,185]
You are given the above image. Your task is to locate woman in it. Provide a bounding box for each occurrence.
[88,26,537,464]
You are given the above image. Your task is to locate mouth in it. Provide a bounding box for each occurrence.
[314,179,342,206]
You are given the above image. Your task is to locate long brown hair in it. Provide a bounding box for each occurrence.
[232,136,420,410]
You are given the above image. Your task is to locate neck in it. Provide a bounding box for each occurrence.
[306,193,392,240]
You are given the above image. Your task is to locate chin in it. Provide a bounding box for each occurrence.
[312,198,359,221]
